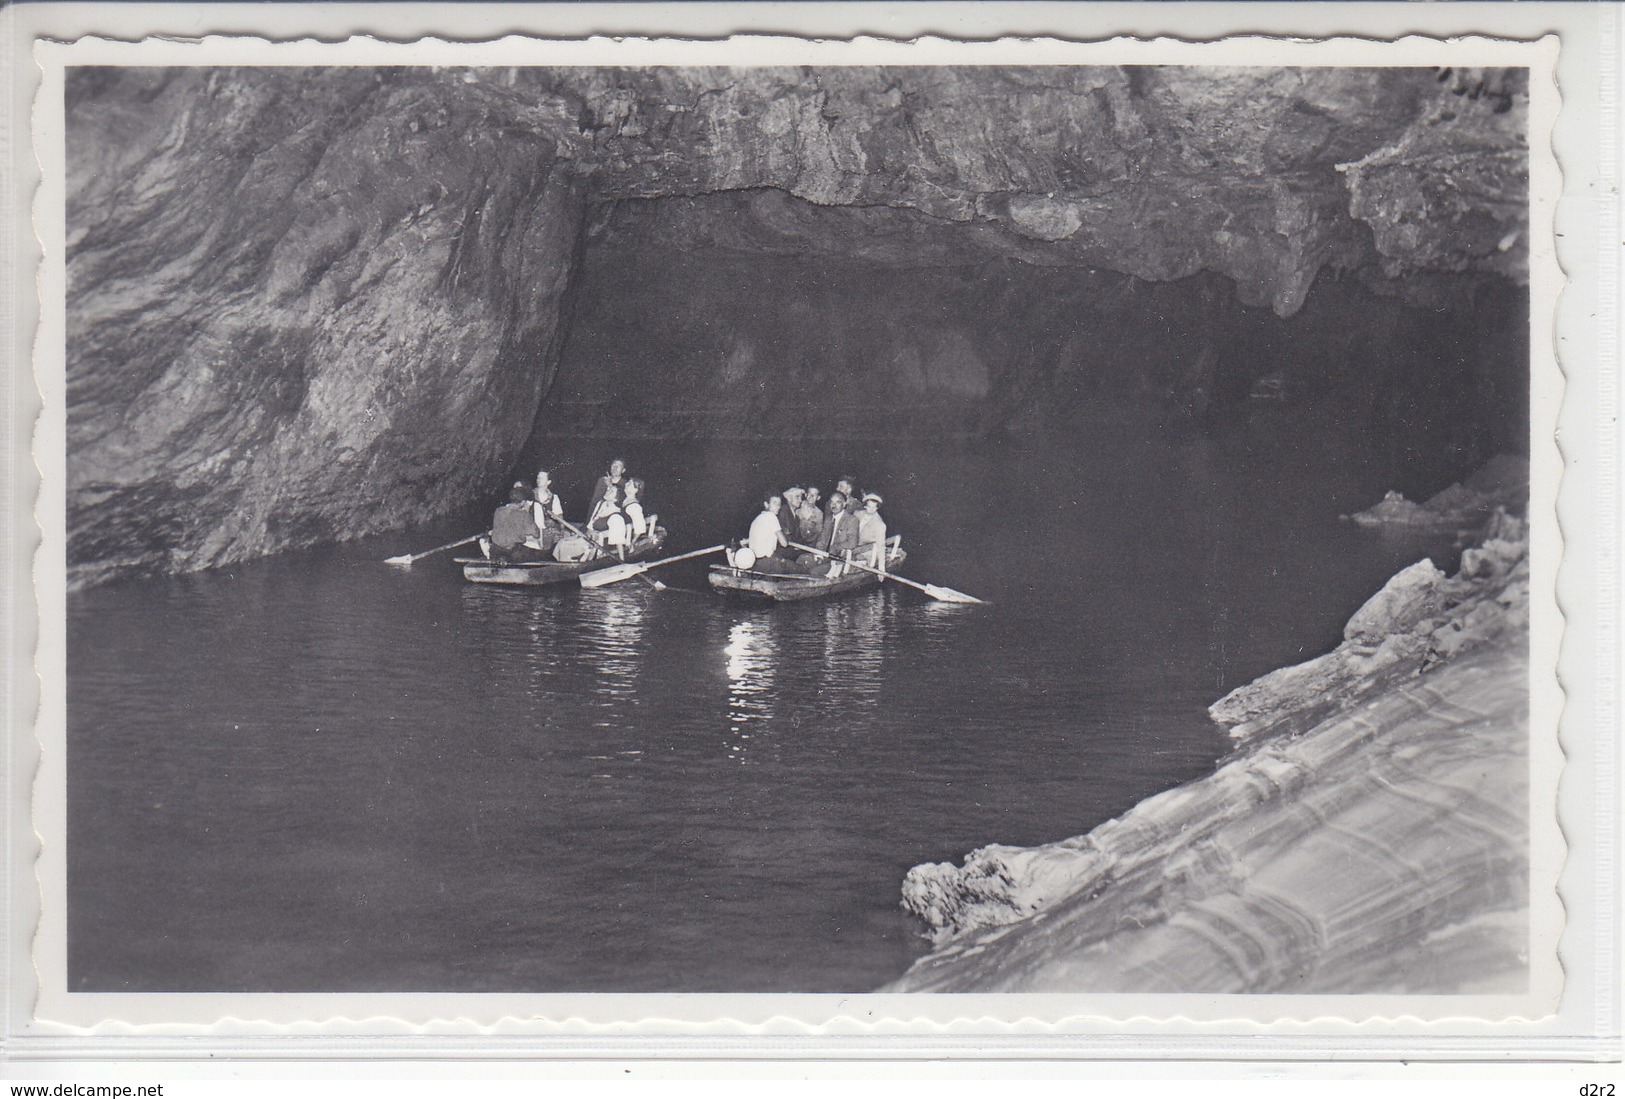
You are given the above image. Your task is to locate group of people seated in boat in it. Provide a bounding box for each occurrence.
[730,476,895,578]
[485,458,657,563]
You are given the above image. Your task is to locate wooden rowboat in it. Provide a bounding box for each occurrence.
[456,528,667,587]
[707,548,907,602]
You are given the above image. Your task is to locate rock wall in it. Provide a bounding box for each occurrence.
[67,68,586,585]
[65,65,1530,583]
[887,492,1530,993]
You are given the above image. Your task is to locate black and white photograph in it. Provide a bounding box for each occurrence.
[26,27,1572,1029]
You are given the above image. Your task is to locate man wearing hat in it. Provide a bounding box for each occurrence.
[854,492,889,570]
[777,486,805,554]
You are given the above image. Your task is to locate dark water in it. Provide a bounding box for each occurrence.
[67,410,1465,992]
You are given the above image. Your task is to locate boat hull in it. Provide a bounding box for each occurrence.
[457,529,667,587]
[707,550,907,602]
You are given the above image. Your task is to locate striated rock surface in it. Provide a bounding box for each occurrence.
[66,66,1530,583]
[1210,507,1527,742]
[888,515,1529,993]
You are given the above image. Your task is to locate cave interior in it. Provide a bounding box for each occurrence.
[62,64,1531,583]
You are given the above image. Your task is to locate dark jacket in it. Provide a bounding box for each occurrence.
[492,502,541,549]
[821,509,860,557]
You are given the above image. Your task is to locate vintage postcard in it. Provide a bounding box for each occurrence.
[6,2,1611,1057]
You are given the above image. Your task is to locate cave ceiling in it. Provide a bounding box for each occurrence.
[72,65,1528,315]
[540,65,1528,314]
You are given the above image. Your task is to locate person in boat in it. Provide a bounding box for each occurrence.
[589,458,628,515]
[490,482,548,562]
[589,481,630,556]
[826,491,862,552]
[853,492,889,570]
[807,489,861,575]
[827,477,857,526]
[622,477,656,542]
[748,493,786,559]
[797,489,837,569]
[531,469,566,550]
[778,486,805,549]
[843,479,867,527]
[794,487,824,545]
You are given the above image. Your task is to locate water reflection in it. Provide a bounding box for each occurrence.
[723,618,777,764]
[557,587,653,782]
[818,596,888,717]
[458,586,579,695]
[68,425,1446,993]
[580,586,649,712]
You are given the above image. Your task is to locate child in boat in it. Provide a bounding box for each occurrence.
[490,483,547,562]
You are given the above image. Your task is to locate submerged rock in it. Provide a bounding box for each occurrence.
[1346,454,1529,533]
[1345,489,1442,528]
[889,520,1531,993]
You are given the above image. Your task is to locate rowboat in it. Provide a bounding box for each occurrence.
[708,548,907,602]
[456,528,667,587]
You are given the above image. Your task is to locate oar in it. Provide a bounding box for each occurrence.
[556,515,603,554]
[788,541,985,604]
[581,544,727,588]
[555,515,670,590]
[385,534,483,566]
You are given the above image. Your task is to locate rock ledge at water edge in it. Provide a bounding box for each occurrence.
[886,507,1530,994]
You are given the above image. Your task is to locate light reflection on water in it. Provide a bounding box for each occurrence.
[583,586,648,712]
[723,619,774,764]
[819,597,888,718]
[66,424,1470,992]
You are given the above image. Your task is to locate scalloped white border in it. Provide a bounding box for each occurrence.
[7,11,1595,1052]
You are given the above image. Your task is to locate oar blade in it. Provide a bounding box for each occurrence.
[925,583,985,604]
[384,534,481,566]
[581,562,643,588]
